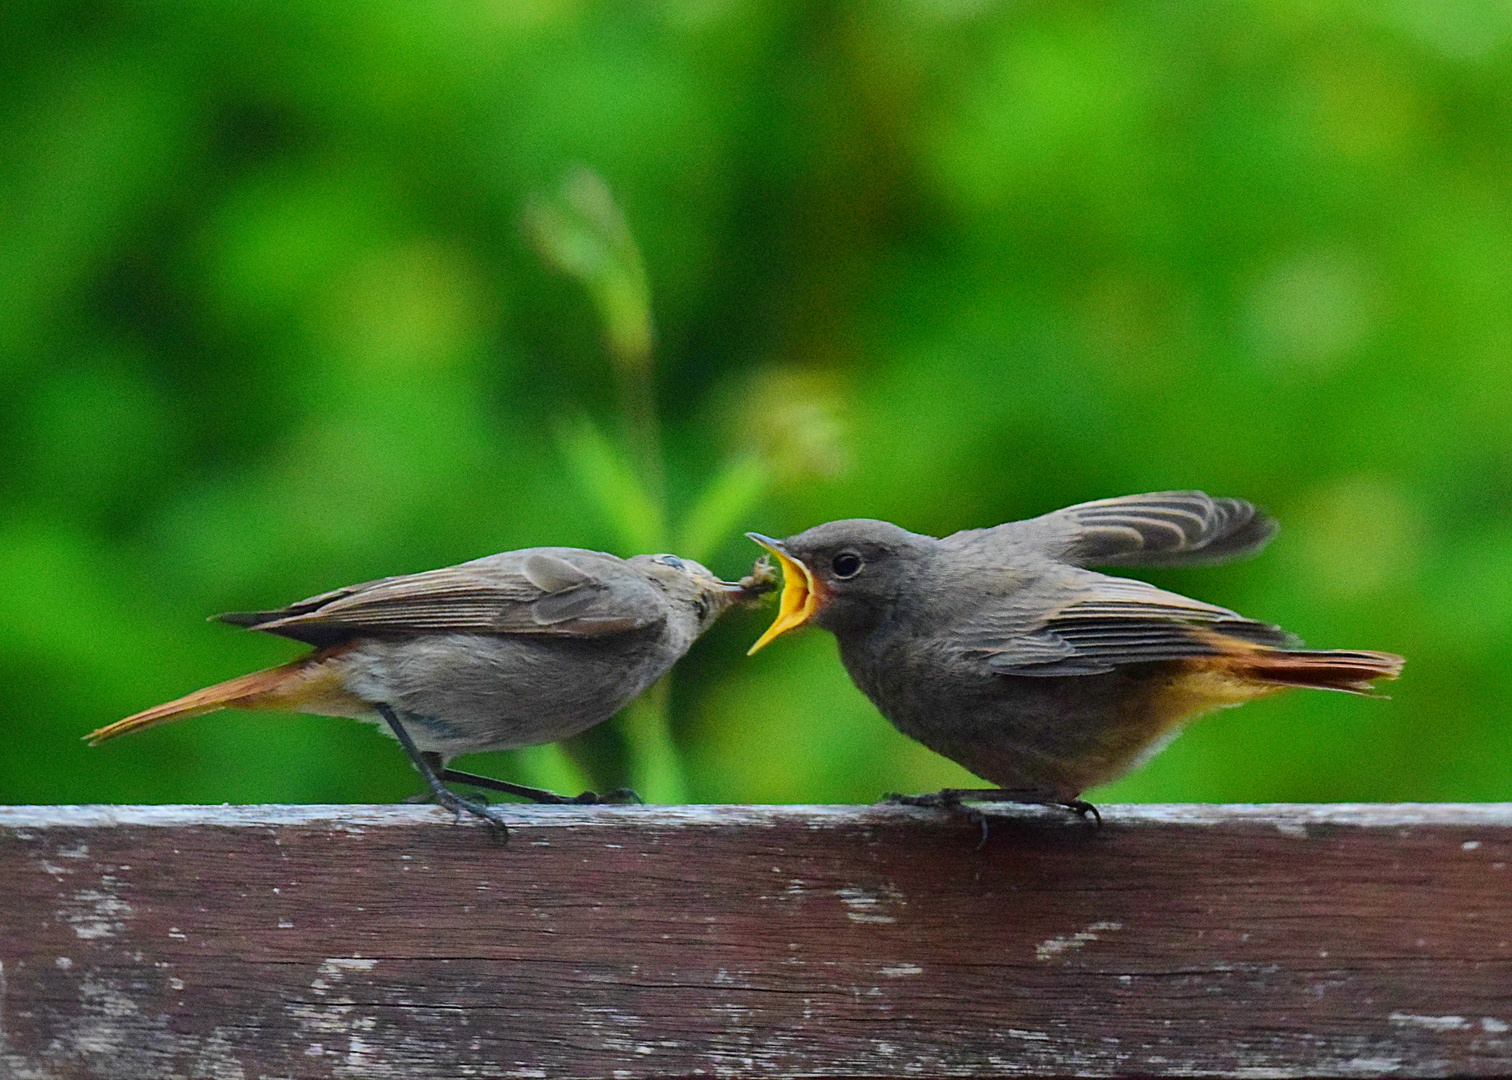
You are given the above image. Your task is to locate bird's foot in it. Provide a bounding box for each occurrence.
[433,785,513,833]
[567,787,643,806]
[880,790,990,847]
[1061,798,1102,826]
[881,788,1101,843]
[881,790,957,810]
[380,708,509,840]
[402,784,513,832]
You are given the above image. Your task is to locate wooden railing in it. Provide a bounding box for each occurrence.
[3,803,1510,1078]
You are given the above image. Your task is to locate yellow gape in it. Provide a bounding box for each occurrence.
[746,534,825,654]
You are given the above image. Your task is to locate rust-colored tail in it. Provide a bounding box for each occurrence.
[87,654,334,745]
[1230,648,1404,695]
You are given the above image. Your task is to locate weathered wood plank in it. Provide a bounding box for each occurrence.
[1,803,1510,1079]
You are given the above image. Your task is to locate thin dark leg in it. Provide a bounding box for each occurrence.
[882,787,1102,829]
[378,706,510,834]
[439,767,642,806]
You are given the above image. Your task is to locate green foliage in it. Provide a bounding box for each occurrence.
[526,169,655,378]
[3,0,1511,807]
[557,416,667,560]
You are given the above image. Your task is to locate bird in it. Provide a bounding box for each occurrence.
[745,491,1403,825]
[90,548,775,831]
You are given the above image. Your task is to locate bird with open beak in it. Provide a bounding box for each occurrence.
[90,548,776,832]
[747,491,1403,822]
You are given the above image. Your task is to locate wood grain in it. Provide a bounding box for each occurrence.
[1,803,1510,1079]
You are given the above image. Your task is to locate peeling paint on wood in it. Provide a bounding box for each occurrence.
[0,803,1510,1078]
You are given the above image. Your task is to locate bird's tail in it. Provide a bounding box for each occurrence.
[1228,648,1405,695]
[86,651,348,745]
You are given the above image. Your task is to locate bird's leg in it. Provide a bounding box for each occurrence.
[377,705,510,835]
[882,787,1102,828]
[438,766,643,806]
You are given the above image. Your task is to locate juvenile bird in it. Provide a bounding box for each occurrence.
[91,548,775,829]
[747,492,1403,822]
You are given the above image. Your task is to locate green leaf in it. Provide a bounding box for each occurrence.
[522,169,653,375]
[675,455,771,565]
[617,679,686,804]
[556,416,665,554]
[509,743,596,797]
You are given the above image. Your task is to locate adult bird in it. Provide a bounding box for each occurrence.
[746,492,1403,823]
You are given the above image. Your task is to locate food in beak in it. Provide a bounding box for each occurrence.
[745,534,823,654]
[728,556,779,604]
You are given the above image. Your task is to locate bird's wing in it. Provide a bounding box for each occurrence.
[948,574,1293,677]
[214,550,666,645]
[960,491,1277,568]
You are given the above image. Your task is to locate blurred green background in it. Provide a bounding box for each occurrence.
[4,0,1509,807]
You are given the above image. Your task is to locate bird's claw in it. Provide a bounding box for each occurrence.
[880,790,990,844]
[879,788,1101,837]
[434,787,511,838]
[600,787,644,805]
[964,806,991,849]
[880,791,951,809]
[1064,799,1102,827]
[566,787,643,806]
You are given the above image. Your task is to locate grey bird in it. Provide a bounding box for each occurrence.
[90,548,775,830]
[746,492,1403,822]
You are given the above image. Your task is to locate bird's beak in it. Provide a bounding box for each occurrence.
[710,577,758,611]
[745,534,824,654]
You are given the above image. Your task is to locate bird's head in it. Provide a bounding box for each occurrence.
[745,519,933,653]
[631,553,774,635]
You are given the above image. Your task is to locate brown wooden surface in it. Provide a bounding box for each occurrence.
[1,803,1510,1079]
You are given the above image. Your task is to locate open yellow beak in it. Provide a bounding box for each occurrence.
[746,534,823,655]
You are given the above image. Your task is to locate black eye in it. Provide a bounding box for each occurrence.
[831,552,863,579]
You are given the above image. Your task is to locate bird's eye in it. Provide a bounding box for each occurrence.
[831,552,863,579]
[656,554,685,569]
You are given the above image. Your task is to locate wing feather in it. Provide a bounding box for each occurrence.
[215,549,664,646]
[967,491,1278,568]
[952,575,1292,677]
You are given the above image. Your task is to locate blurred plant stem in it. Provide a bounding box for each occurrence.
[509,743,596,800]
[615,341,665,517]
[525,169,664,504]
[675,454,769,561]
[556,416,664,553]
[617,679,683,803]
[525,169,773,802]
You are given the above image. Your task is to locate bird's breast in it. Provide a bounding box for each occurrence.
[333,629,677,754]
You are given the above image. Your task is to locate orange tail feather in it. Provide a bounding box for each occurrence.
[87,654,335,745]
[1229,648,1404,695]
